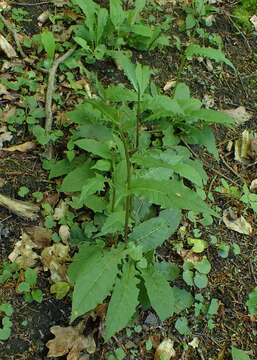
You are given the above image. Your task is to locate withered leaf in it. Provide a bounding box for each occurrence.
[41,243,70,282]
[8,231,39,268]
[0,34,17,58]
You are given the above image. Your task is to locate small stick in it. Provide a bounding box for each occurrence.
[45,47,76,134]
[0,13,25,57]
[220,154,243,181]
[8,1,50,5]
[0,193,39,220]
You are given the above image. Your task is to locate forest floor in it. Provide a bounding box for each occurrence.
[0,0,257,359]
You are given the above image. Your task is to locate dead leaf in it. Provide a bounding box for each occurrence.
[223,106,252,125]
[0,193,39,219]
[2,141,36,153]
[0,83,8,95]
[234,130,257,162]
[178,249,202,263]
[250,15,257,31]
[154,339,176,360]
[46,321,96,359]
[53,200,67,221]
[25,226,52,249]
[163,79,176,91]
[250,179,257,192]
[52,0,69,6]
[188,337,199,349]
[0,34,17,58]
[1,107,16,123]
[0,125,13,148]
[37,11,50,24]
[223,208,252,235]
[59,225,70,243]
[0,1,10,10]
[41,243,70,282]
[8,231,39,268]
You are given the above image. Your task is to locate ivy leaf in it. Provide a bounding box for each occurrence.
[142,266,175,321]
[131,178,215,215]
[71,247,125,321]
[75,139,112,159]
[231,346,251,360]
[104,263,139,340]
[129,209,181,252]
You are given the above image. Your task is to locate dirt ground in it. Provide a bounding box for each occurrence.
[0,0,257,359]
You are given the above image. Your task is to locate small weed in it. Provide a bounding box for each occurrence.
[16,268,43,303]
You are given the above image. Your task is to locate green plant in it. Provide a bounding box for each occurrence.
[0,303,13,341]
[233,0,257,31]
[18,186,30,198]
[45,54,232,339]
[0,262,19,284]
[231,346,252,360]
[17,268,43,303]
[183,0,218,31]
[72,0,170,63]
[246,287,257,316]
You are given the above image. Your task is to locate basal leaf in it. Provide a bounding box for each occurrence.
[110,0,126,30]
[41,31,56,60]
[131,178,215,215]
[79,175,105,204]
[114,53,138,92]
[104,262,139,340]
[142,266,175,321]
[75,139,112,159]
[99,211,125,236]
[185,44,235,69]
[96,8,108,44]
[231,346,251,360]
[60,161,94,192]
[191,108,234,125]
[74,36,90,52]
[129,208,181,252]
[71,247,125,321]
[135,63,151,95]
[85,194,107,212]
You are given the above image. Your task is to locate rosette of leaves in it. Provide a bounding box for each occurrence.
[47,54,233,339]
[71,0,170,63]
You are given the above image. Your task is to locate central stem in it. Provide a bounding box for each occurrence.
[135,90,141,149]
[121,132,131,242]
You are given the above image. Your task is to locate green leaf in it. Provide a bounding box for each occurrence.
[0,317,12,340]
[104,263,140,340]
[194,272,208,289]
[114,53,138,92]
[135,63,151,95]
[207,298,219,316]
[24,268,37,287]
[175,317,191,335]
[41,31,56,60]
[85,195,107,212]
[187,238,208,253]
[104,85,138,102]
[75,139,112,159]
[110,0,126,30]
[183,270,194,286]
[31,289,43,303]
[142,266,175,321]
[190,108,234,125]
[155,261,180,282]
[231,346,251,360]
[74,36,90,52]
[174,83,190,100]
[91,159,111,172]
[186,127,219,160]
[131,178,215,215]
[185,44,235,69]
[79,175,105,204]
[96,8,108,44]
[246,287,257,315]
[129,209,181,252]
[194,258,211,274]
[0,303,13,317]
[173,287,193,314]
[17,282,30,293]
[99,211,125,236]
[50,282,70,300]
[71,247,124,321]
[60,161,94,192]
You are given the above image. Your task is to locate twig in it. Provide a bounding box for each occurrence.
[8,1,50,5]
[0,193,39,220]
[45,47,76,134]
[219,154,244,181]
[0,13,25,57]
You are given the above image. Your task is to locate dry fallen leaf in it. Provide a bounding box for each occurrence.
[0,34,17,58]
[8,231,40,268]
[234,130,257,162]
[223,208,252,235]
[0,193,39,219]
[0,125,13,148]
[46,321,96,360]
[154,339,176,360]
[163,79,176,91]
[250,15,257,31]
[25,226,52,249]
[223,106,252,125]
[2,141,36,153]
[250,179,257,192]
[41,243,70,282]
[59,225,70,244]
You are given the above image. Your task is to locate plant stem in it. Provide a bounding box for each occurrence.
[121,132,131,242]
[111,153,116,212]
[135,90,141,149]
